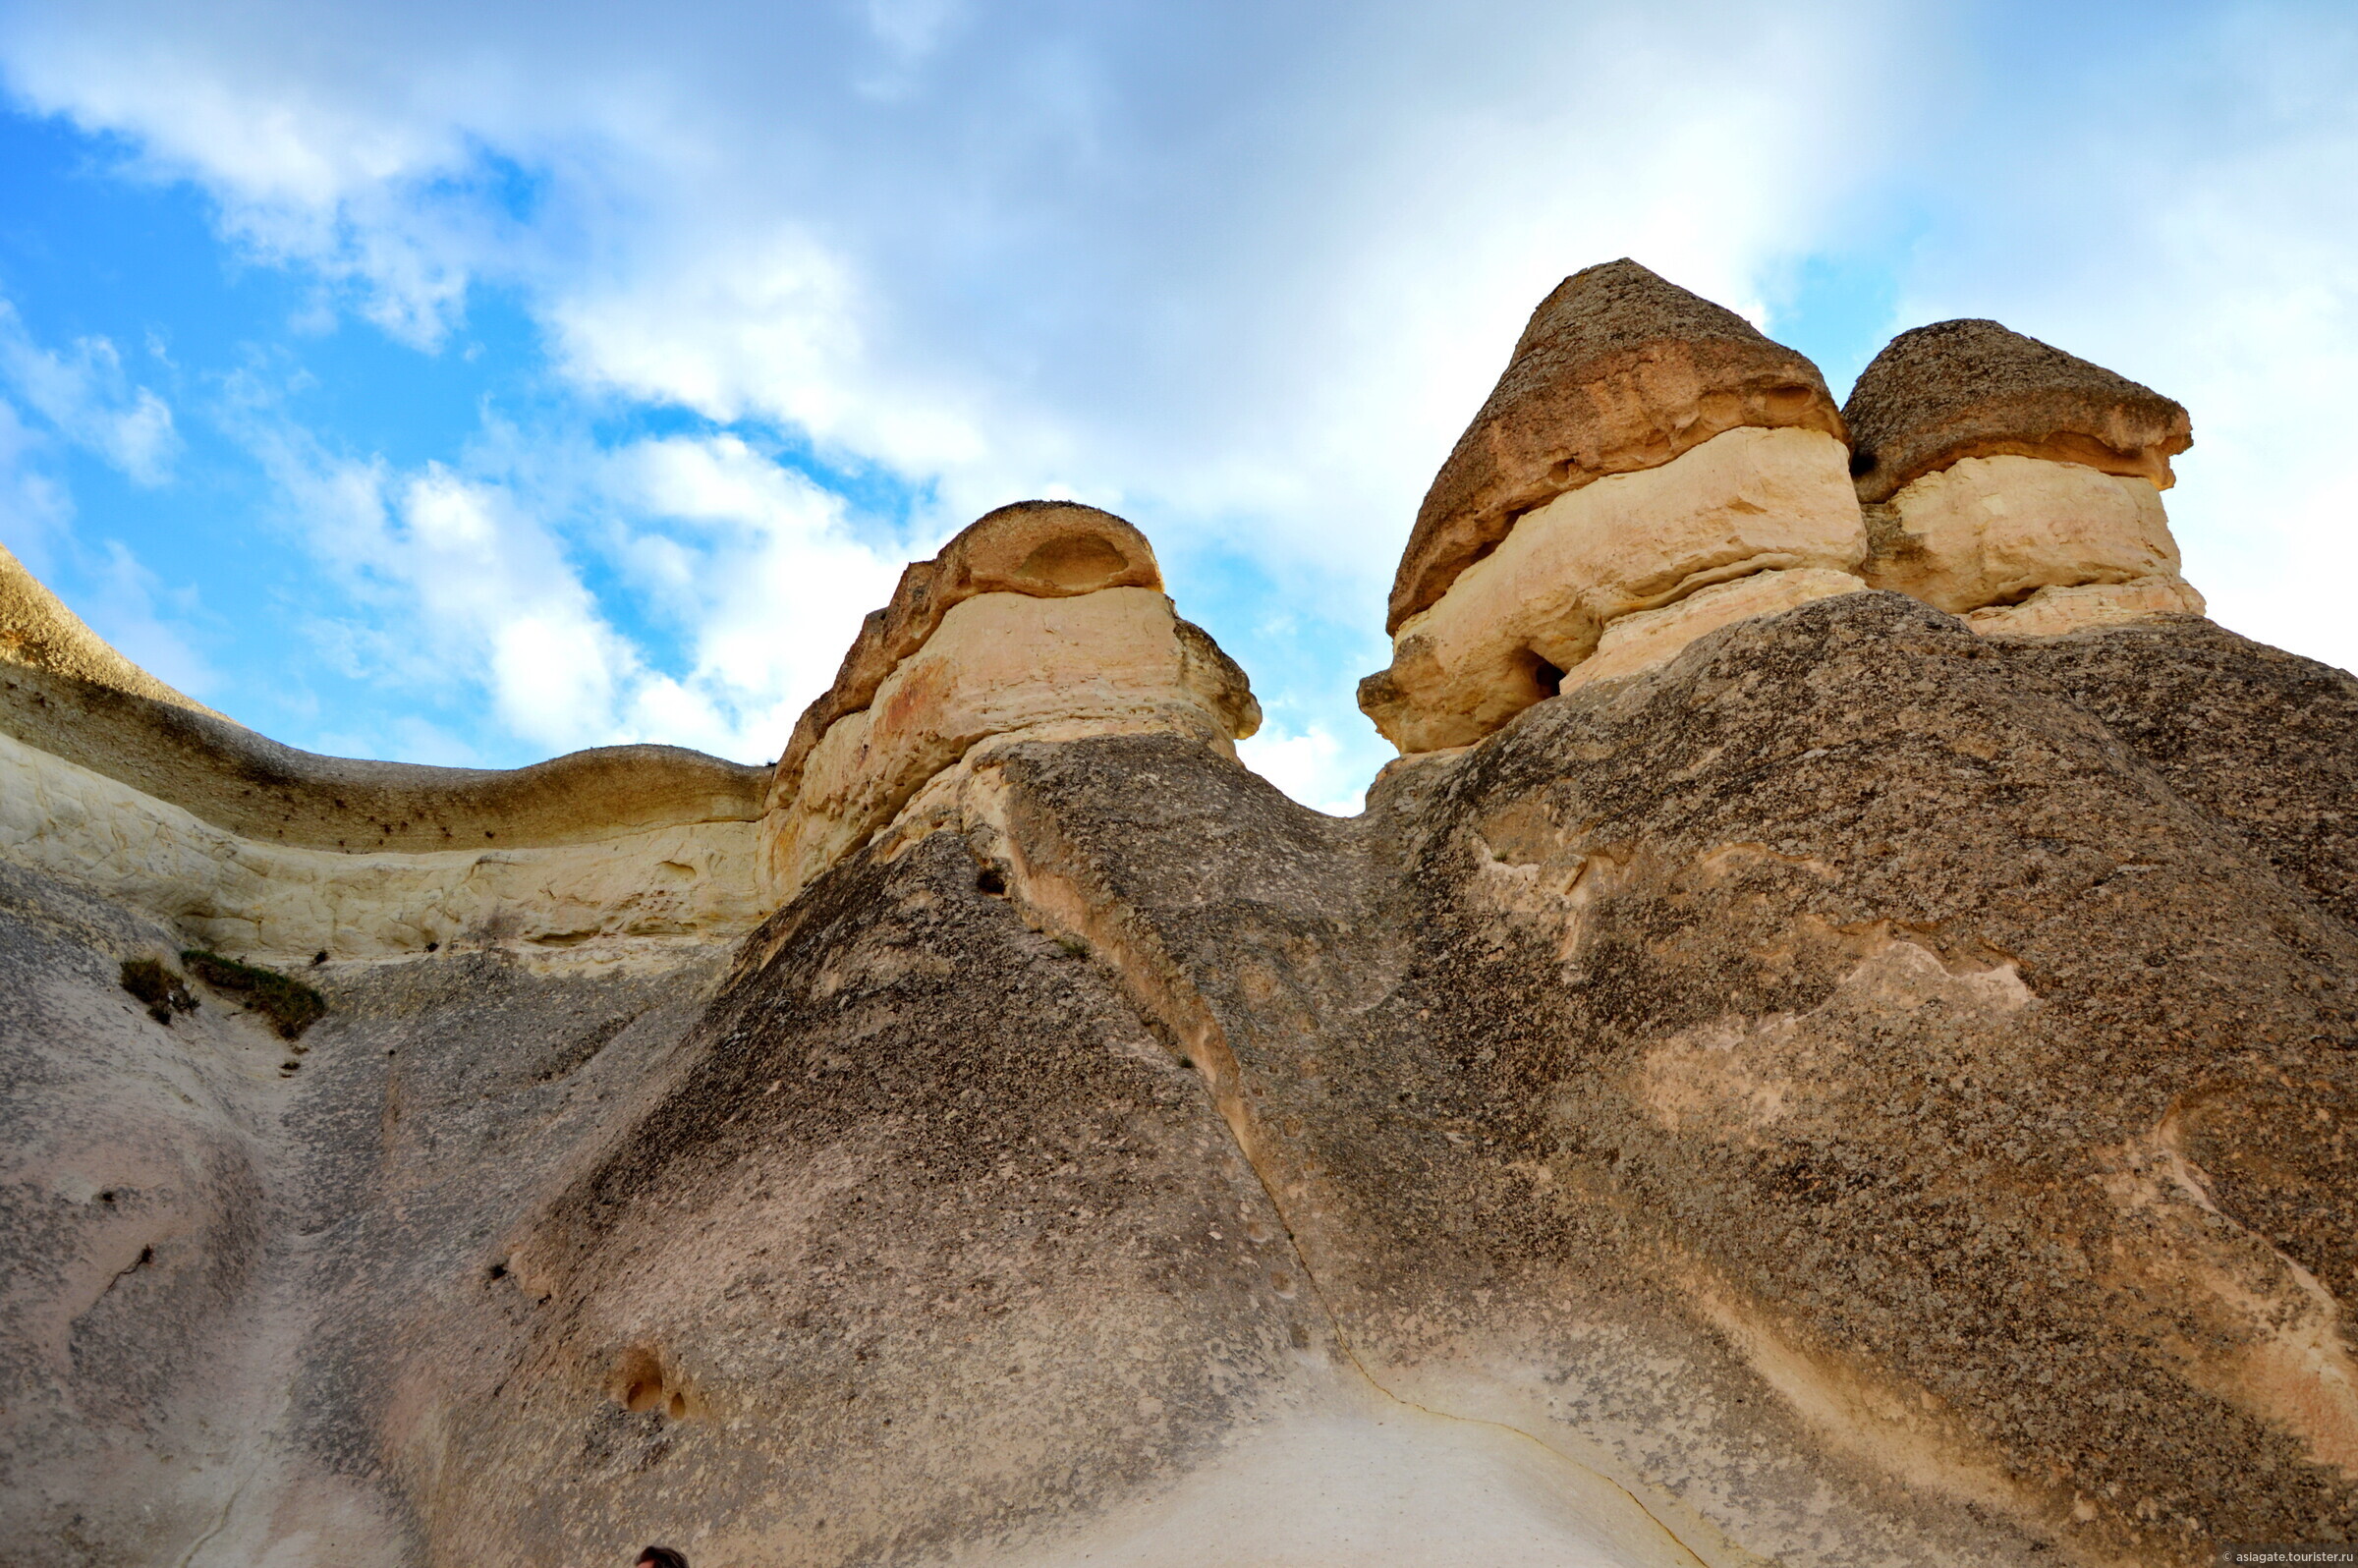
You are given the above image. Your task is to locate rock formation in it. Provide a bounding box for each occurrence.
[0,542,769,959]
[1363,276,2217,757]
[758,500,1260,906]
[1364,262,1868,754]
[1844,319,2205,636]
[3,270,2355,1568]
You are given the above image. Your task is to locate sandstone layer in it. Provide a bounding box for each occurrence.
[1362,425,1867,753]
[1863,453,2193,615]
[1389,259,1846,634]
[759,501,1260,906]
[1843,318,2192,506]
[0,543,768,960]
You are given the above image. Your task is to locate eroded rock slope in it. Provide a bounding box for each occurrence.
[3,263,2353,1568]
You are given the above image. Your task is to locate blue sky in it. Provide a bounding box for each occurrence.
[0,1,2352,812]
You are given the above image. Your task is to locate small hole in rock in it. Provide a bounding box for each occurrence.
[611,1345,667,1413]
[425,941,439,952]
[668,1391,688,1420]
[976,867,1007,896]
[311,951,328,966]
[1531,658,1564,698]
[487,1261,508,1280]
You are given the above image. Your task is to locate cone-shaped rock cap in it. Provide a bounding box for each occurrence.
[1843,319,2191,504]
[1387,258,1844,634]
[773,500,1163,796]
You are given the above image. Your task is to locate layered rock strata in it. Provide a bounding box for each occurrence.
[0,542,768,959]
[1844,320,2205,636]
[1363,265,1866,754]
[1388,258,1849,634]
[1365,281,2218,758]
[758,500,1261,905]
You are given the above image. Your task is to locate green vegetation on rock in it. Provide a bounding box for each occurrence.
[118,957,196,1026]
[181,950,328,1040]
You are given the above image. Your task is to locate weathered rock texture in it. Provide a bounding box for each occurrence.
[759,501,1261,906]
[0,540,770,959]
[1,543,767,858]
[1388,258,1846,636]
[1863,454,2203,629]
[1843,318,2193,506]
[4,327,2354,1566]
[1364,266,1870,755]
[1366,281,2218,757]
[0,729,760,959]
[1845,321,2204,639]
[1362,425,1867,752]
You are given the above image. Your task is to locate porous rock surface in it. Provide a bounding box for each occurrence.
[7,579,2355,1566]
[1843,318,2192,506]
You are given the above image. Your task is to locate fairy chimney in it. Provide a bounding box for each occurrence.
[760,501,1260,904]
[1362,261,1867,754]
[1844,321,2203,636]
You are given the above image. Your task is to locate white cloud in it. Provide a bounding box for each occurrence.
[12,0,2358,802]
[0,2,1919,563]
[1237,722,1368,819]
[597,433,904,758]
[391,468,636,750]
[245,428,631,753]
[245,413,902,763]
[0,301,179,482]
[0,399,73,561]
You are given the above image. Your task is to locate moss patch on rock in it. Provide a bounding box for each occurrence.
[181,950,327,1040]
[118,957,196,1026]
